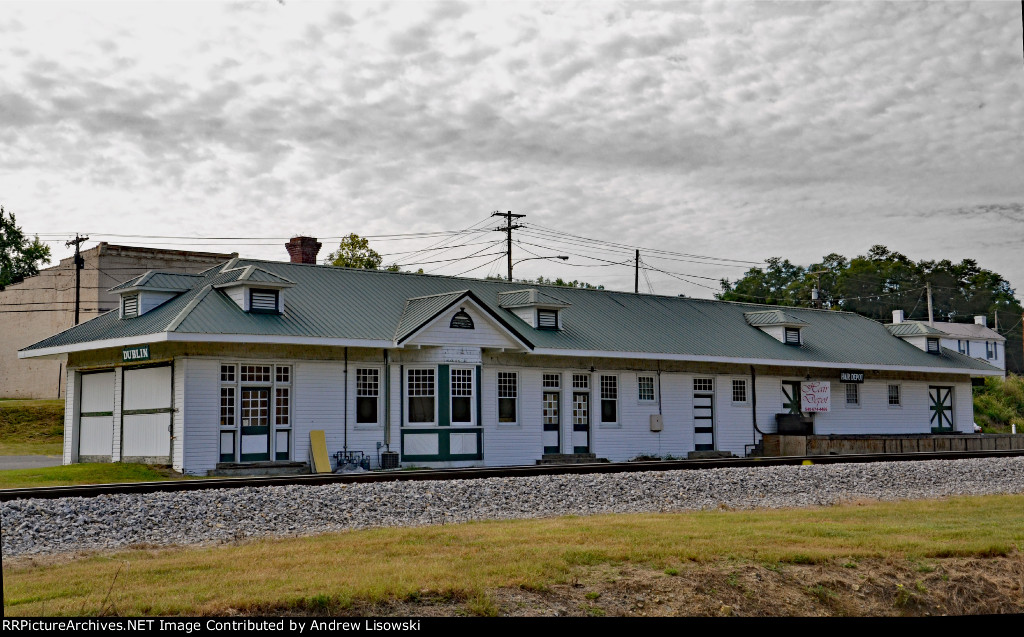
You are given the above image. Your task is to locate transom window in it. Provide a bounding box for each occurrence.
[498,372,518,423]
[451,368,474,423]
[693,378,714,392]
[572,374,589,389]
[407,368,435,423]
[241,365,272,383]
[846,383,860,406]
[732,379,747,403]
[220,365,235,383]
[600,375,617,423]
[356,368,380,424]
[275,366,290,383]
[542,373,561,389]
[888,384,901,406]
[638,375,655,402]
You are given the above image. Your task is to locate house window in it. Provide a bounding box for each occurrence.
[542,373,561,389]
[926,338,940,354]
[732,379,747,403]
[407,368,435,423]
[846,383,860,406]
[275,366,290,383]
[537,309,559,330]
[220,364,235,383]
[122,295,139,318]
[249,289,279,313]
[572,374,589,389]
[638,375,655,402]
[240,365,272,383]
[220,387,235,426]
[600,375,617,423]
[275,388,290,426]
[986,342,993,359]
[784,327,801,345]
[356,368,379,424]
[888,384,901,407]
[451,368,474,423]
[693,378,714,392]
[498,372,518,423]
[966,341,971,356]
[957,340,966,354]
[994,343,998,360]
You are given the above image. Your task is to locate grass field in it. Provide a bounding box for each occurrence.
[0,399,64,455]
[0,462,190,490]
[3,494,1022,616]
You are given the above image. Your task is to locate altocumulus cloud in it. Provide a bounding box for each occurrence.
[0,1,1021,293]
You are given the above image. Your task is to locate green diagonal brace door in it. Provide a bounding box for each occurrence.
[929,386,954,431]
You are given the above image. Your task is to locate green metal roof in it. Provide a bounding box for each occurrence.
[497,288,571,308]
[21,258,1001,374]
[886,322,948,337]
[743,309,808,327]
[108,271,202,292]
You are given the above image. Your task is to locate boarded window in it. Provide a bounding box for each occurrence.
[122,295,139,318]
[356,368,379,424]
[638,376,655,402]
[498,372,517,422]
[732,379,747,403]
[600,375,617,423]
[451,368,473,423]
[407,369,435,423]
[249,289,279,313]
[784,327,801,345]
[537,309,558,329]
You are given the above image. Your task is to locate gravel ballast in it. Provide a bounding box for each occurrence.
[3,457,1023,557]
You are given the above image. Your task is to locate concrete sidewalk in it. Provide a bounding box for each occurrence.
[0,455,62,470]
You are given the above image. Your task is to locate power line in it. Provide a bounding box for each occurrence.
[450,254,506,278]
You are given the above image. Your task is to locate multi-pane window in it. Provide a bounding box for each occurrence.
[888,384,901,406]
[638,376,655,402]
[407,369,435,423]
[600,375,617,423]
[451,368,474,423]
[220,364,235,383]
[498,372,518,423]
[543,392,559,426]
[542,373,561,389]
[846,383,860,406]
[241,389,269,426]
[220,387,235,426]
[693,378,714,392]
[275,366,290,384]
[241,365,272,383]
[356,368,379,424]
[572,374,589,389]
[275,388,290,426]
[732,379,747,403]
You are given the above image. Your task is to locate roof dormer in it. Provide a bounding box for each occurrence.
[498,289,570,330]
[109,271,199,319]
[214,265,295,314]
[885,321,947,354]
[743,309,809,345]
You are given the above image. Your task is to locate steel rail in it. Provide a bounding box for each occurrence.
[2,449,1023,502]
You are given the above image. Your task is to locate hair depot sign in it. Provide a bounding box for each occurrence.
[800,381,831,412]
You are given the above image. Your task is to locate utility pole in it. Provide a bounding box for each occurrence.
[807,270,825,309]
[926,281,934,326]
[65,234,89,325]
[492,210,525,281]
[635,250,640,294]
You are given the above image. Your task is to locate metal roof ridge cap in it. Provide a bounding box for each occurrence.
[165,285,214,332]
[219,257,240,273]
[404,289,471,302]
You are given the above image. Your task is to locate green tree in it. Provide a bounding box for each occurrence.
[326,233,383,269]
[1,205,51,289]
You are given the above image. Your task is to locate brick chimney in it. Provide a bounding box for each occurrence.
[285,236,321,264]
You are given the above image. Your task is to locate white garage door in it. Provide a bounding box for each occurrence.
[122,365,172,462]
[79,371,114,459]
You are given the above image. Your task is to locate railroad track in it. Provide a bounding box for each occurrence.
[2,448,1023,502]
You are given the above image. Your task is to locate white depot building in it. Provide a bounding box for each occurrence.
[19,237,1003,475]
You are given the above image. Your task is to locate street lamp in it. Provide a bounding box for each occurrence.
[510,255,568,280]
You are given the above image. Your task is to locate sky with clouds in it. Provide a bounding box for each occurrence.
[1,0,1022,297]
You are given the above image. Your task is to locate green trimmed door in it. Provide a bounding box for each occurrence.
[572,392,590,453]
[543,391,560,454]
[240,387,271,461]
[929,386,954,431]
[782,381,802,415]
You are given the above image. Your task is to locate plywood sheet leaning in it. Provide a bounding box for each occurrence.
[309,430,332,473]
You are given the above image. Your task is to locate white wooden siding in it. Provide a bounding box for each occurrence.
[173,360,185,470]
[63,371,78,464]
[406,305,520,349]
[181,358,220,475]
[139,291,177,315]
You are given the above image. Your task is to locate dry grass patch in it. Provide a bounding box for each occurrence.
[0,399,64,456]
[3,493,1023,616]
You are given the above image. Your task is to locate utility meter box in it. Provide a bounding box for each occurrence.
[649,414,664,432]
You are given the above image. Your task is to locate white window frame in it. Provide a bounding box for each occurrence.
[887,383,902,408]
[844,383,860,408]
[497,370,519,426]
[354,366,383,429]
[599,374,619,427]
[731,378,748,404]
[985,341,993,359]
[405,366,438,427]
[637,375,656,403]
[957,340,966,355]
[219,360,292,461]
[450,366,476,426]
